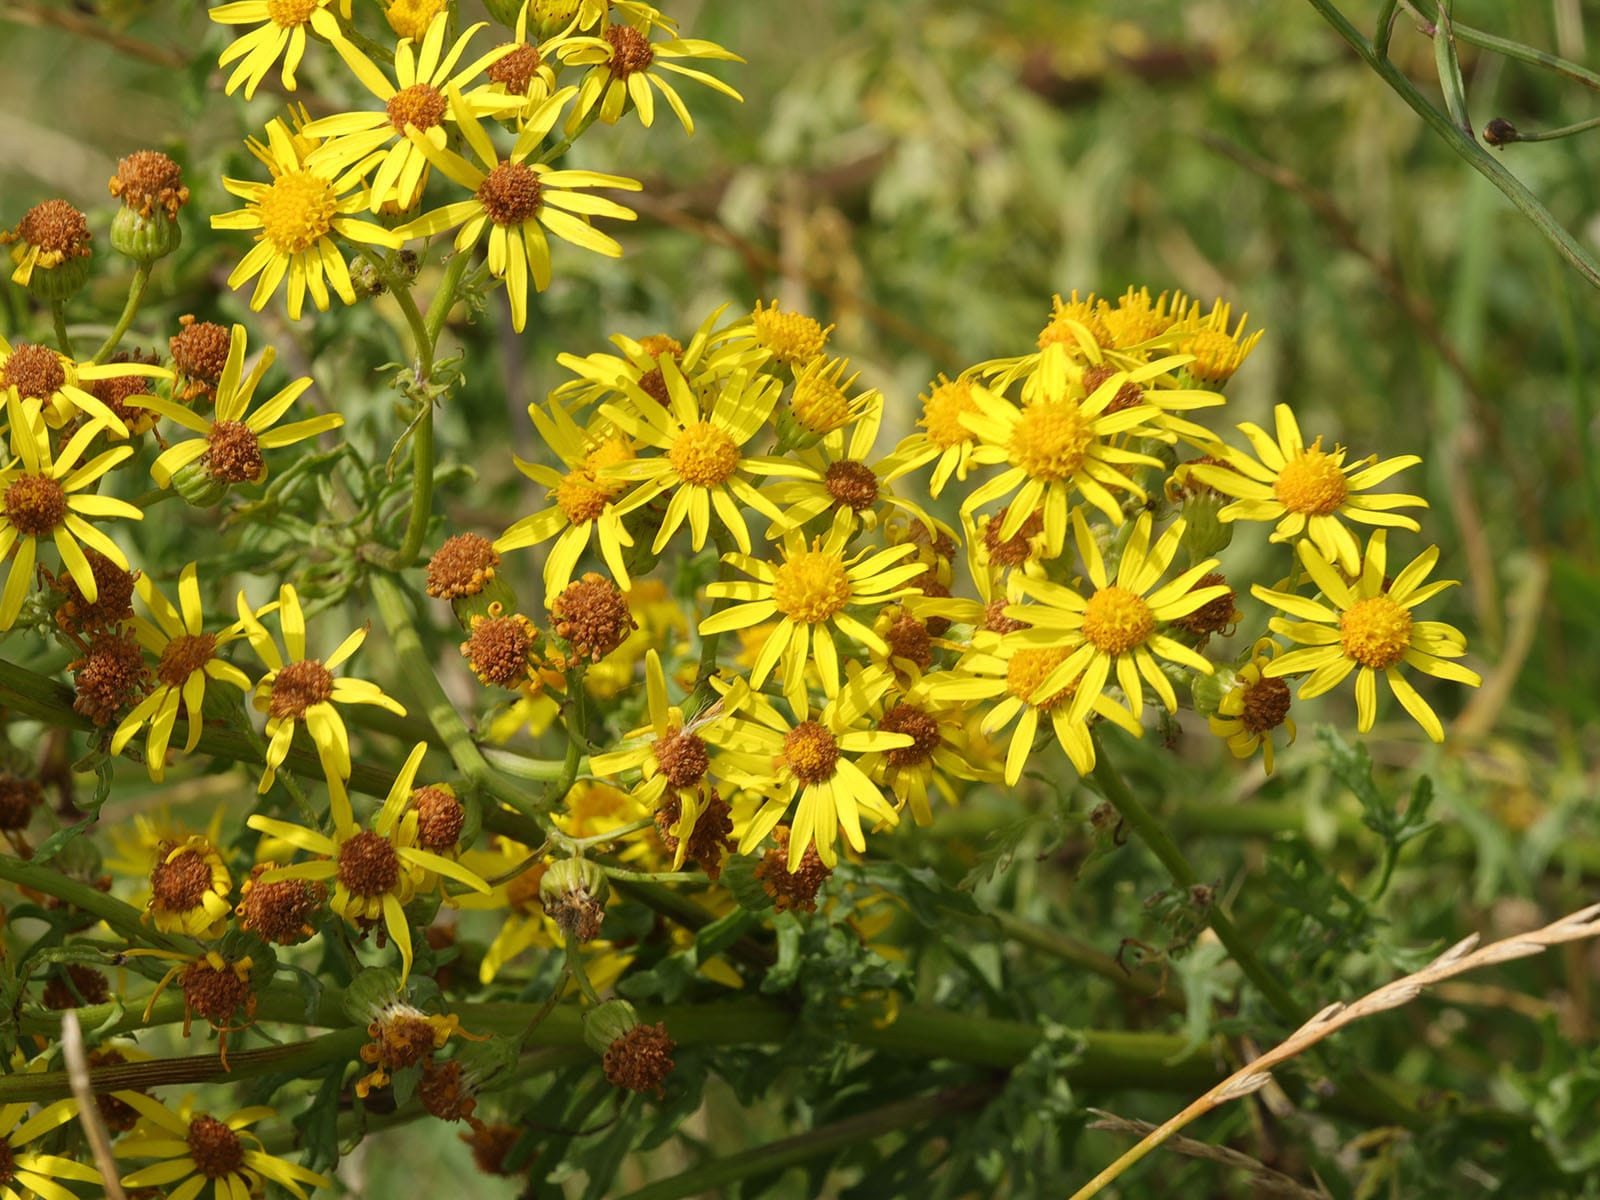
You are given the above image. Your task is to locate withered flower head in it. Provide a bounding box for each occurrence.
[109,150,189,220]
[236,863,326,945]
[71,629,152,727]
[426,533,501,600]
[754,825,831,914]
[549,572,635,662]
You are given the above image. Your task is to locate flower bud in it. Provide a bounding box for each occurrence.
[581,998,641,1056]
[110,204,181,266]
[1177,492,1232,564]
[171,457,226,508]
[1190,664,1237,719]
[539,857,609,942]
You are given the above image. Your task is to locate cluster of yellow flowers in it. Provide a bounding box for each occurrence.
[474,286,1481,876]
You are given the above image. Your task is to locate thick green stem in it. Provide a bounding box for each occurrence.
[0,856,194,956]
[615,1083,1002,1200]
[91,264,149,364]
[1089,736,1304,1022]
[1306,0,1600,291]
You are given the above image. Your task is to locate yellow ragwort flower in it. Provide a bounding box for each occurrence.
[598,361,788,554]
[248,742,490,981]
[1011,510,1228,726]
[145,834,233,940]
[558,15,742,134]
[0,335,159,435]
[113,565,254,780]
[0,397,140,630]
[307,13,520,214]
[1208,640,1297,774]
[135,324,342,491]
[716,667,912,871]
[700,513,925,713]
[397,86,640,332]
[1188,402,1426,574]
[115,1093,330,1199]
[960,343,1162,551]
[210,0,351,100]
[237,583,405,816]
[211,118,404,319]
[1253,532,1481,741]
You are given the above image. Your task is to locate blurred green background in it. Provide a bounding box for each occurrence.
[4,0,1600,1195]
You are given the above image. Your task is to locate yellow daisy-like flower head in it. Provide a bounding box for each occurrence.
[136,324,342,495]
[237,583,406,818]
[717,667,912,870]
[589,650,744,862]
[211,118,404,319]
[1208,641,1297,774]
[701,512,925,713]
[496,400,637,594]
[1097,286,1187,352]
[114,1094,331,1200]
[383,0,450,41]
[0,334,164,434]
[0,397,140,630]
[881,373,984,498]
[553,303,752,410]
[307,14,520,214]
[1188,403,1426,574]
[113,562,255,781]
[959,343,1163,552]
[145,834,233,940]
[0,1094,102,1199]
[761,400,937,541]
[598,360,788,555]
[210,0,350,100]
[1170,297,1264,387]
[558,15,743,134]
[1010,509,1229,725]
[478,3,576,128]
[854,674,992,826]
[1253,532,1481,741]
[397,86,641,332]
[247,743,490,981]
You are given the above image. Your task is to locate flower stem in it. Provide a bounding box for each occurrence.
[1305,0,1600,291]
[91,264,149,364]
[1089,732,1305,1022]
[50,300,74,358]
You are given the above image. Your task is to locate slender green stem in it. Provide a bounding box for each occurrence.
[986,910,1182,1010]
[91,264,149,364]
[615,1084,1001,1200]
[1373,0,1399,58]
[1489,114,1600,143]
[1089,734,1305,1022]
[595,866,704,884]
[1306,0,1600,291]
[50,301,74,358]
[1443,10,1600,92]
[565,940,603,1005]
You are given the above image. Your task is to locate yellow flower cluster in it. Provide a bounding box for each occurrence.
[483,286,1478,876]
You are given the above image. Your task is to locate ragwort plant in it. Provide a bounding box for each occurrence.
[0,1,1585,1196]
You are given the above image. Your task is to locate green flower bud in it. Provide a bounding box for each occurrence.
[772,400,825,453]
[1190,664,1238,719]
[171,458,225,508]
[110,204,181,266]
[343,966,405,1024]
[1177,493,1233,564]
[539,858,609,942]
[582,998,641,1056]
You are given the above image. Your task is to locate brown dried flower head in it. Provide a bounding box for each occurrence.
[42,964,110,1010]
[170,315,231,403]
[754,825,832,914]
[109,150,190,219]
[71,629,152,726]
[0,775,42,833]
[427,533,501,600]
[2,199,92,269]
[654,790,733,880]
[1171,571,1240,639]
[237,863,326,945]
[549,572,635,662]
[602,1021,676,1097]
[461,607,539,688]
[461,1122,523,1177]
[411,785,465,853]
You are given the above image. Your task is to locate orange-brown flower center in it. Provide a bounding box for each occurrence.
[824,460,879,512]
[338,830,401,896]
[605,23,655,77]
[4,474,67,537]
[477,161,543,226]
[488,42,541,94]
[14,199,91,257]
[654,727,709,788]
[151,848,213,910]
[268,659,334,721]
[2,342,65,400]
[412,786,465,852]
[782,721,839,784]
[186,1114,245,1179]
[387,82,449,133]
[157,632,217,688]
[878,702,940,768]
[1240,675,1292,734]
[110,150,189,219]
[206,420,265,484]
